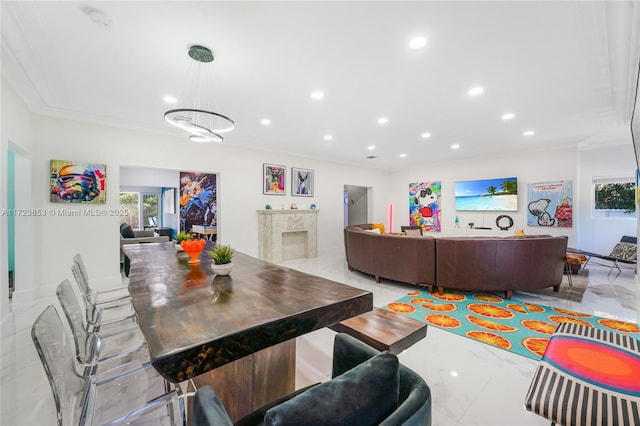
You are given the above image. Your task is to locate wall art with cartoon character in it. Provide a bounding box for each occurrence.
[527,180,573,227]
[179,172,217,233]
[50,160,106,203]
[263,163,286,195]
[409,181,441,232]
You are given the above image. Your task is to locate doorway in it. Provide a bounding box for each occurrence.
[343,185,370,226]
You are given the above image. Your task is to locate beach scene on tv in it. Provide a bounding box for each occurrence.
[455,177,518,211]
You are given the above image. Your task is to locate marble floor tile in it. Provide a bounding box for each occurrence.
[1,248,638,425]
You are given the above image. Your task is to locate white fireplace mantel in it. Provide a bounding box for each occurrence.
[257,209,318,263]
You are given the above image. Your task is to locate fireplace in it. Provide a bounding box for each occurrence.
[257,210,318,263]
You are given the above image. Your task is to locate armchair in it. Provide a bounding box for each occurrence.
[194,333,432,426]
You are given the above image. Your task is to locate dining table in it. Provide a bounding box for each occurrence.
[123,241,373,421]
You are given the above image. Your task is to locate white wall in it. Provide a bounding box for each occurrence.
[3,90,390,295]
[577,138,638,254]
[1,81,35,321]
[389,147,580,245]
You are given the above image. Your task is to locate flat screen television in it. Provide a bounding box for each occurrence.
[455,177,518,211]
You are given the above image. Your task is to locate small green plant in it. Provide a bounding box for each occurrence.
[175,231,193,243]
[208,244,234,264]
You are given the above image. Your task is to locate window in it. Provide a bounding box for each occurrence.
[119,192,140,228]
[593,176,637,218]
[119,191,160,229]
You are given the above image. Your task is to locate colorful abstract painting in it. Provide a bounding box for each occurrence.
[409,181,441,232]
[180,172,217,233]
[527,181,573,227]
[50,160,106,203]
[263,164,286,195]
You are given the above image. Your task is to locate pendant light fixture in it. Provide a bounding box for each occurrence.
[164,45,235,143]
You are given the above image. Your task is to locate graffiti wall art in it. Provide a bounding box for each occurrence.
[180,172,217,233]
[50,160,106,203]
[527,180,573,227]
[409,181,442,232]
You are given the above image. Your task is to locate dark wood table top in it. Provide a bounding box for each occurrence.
[124,242,373,383]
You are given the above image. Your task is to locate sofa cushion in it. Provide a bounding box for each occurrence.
[609,241,637,262]
[404,228,422,236]
[120,223,136,238]
[364,228,381,234]
[263,352,399,426]
[371,223,385,234]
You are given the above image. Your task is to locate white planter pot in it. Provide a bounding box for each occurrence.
[211,261,233,276]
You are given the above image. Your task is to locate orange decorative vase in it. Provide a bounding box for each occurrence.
[181,239,206,264]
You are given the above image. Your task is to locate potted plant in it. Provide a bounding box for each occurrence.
[208,244,234,275]
[174,231,193,251]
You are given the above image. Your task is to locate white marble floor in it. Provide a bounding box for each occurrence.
[1,248,638,426]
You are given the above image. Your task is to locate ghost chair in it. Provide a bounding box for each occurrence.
[56,279,149,378]
[71,260,135,329]
[73,253,131,305]
[32,305,186,426]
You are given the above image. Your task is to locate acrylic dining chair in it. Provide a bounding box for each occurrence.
[56,279,149,378]
[72,253,132,305]
[32,305,186,426]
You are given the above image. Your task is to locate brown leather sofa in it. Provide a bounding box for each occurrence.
[344,224,436,288]
[344,225,568,299]
[435,235,568,298]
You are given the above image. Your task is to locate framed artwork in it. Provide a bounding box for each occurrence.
[527,180,573,227]
[409,181,442,232]
[180,172,217,232]
[263,163,286,195]
[291,167,314,197]
[50,159,106,203]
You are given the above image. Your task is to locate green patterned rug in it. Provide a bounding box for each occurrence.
[384,289,640,360]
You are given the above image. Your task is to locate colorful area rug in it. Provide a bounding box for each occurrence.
[384,289,640,360]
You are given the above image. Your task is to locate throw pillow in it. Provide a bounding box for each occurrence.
[609,241,637,262]
[404,228,422,236]
[371,223,385,234]
[514,229,525,237]
[264,352,400,426]
[364,228,381,234]
[120,223,136,238]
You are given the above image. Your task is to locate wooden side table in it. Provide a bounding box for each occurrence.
[329,307,427,353]
[565,252,587,287]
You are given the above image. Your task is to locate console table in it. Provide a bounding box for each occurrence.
[124,242,372,421]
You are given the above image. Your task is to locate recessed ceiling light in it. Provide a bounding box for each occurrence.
[260,119,271,126]
[311,91,324,100]
[366,155,377,159]
[163,95,177,104]
[523,130,535,136]
[451,144,460,149]
[450,371,459,377]
[468,87,484,96]
[501,113,515,120]
[368,145,376,150]
[377,117,389,125]
[421,132,431,139]
[324,135,333,141]
[408,37,427,49]
[399,153,407,158]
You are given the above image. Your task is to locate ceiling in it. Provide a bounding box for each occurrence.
[2,1,640,170]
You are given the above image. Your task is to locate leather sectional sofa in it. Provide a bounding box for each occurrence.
[344,224,568,299]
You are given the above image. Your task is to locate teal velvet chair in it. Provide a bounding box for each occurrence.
[193,333,431,426]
